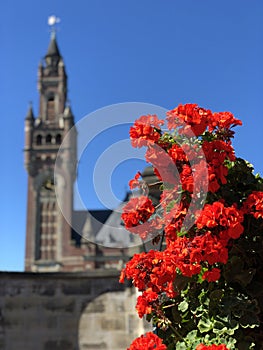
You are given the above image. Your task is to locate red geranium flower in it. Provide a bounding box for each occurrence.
[196,201,244,241]
[119,250,177,299]
[145,144,180,185]
[130,114,164,148]
[168,143,188,163]
[136,288,159,318]
[202,268,221,282]
[242,191,263,219]
[121,196,155,229]
[209,111,242,131]
[167,103,212,136]
[127,332,167,350]
[202,140,235,192]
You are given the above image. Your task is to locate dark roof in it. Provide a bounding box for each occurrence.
[72,209,112,235]
[71,207,141,248]
[141,165,157,183]
[90,209,112,223]
[25,103,34,120]
[46,33,61,58]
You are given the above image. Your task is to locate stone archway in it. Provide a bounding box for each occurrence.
[78,288,150,350]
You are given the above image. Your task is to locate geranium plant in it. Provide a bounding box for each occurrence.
[120,104,263,349]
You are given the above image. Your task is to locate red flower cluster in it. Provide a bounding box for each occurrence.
[121,104,251,347]
[165,232,228,281]
[196,201,244,241]
[145,144,180,185]
[121,196,155,228]
[166,237,202,277]
[190,231,228,265]
[136,288,159,318]
[202,268,221,282]
[161,201,242,279]
[120,250,177,299]
[166,103,212,136]
[166,104,241,140]
[168,143,188,163]
[242,191,263,219]
[127,332,167,350]
[163,201,187,242]
[202,140,236,193]
[121,227,232,313]
[129,114,164,148]
[209,111,242,132]
[196,344,229,350]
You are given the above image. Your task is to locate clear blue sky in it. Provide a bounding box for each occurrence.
[1,0,263,271]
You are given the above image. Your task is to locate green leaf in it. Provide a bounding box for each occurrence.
[225,337,237,349]
[177,229,188,237]
[213,320,228,334]
[178,300,189,312]
[175,330,200,350]
[197,317,213,333]
[175,343,187,350]
[217,312,239,335]
[185,330,198,341]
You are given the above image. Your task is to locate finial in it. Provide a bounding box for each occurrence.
[46,17,61,58]
[48,15,61,37]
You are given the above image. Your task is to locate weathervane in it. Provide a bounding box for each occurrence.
[48,15,61,36]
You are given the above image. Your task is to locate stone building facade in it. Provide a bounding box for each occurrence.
[0,271,149,350]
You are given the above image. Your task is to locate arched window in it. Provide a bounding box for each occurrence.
[36,134,42,145]
[46,134,52,144]
[56,134,62,144]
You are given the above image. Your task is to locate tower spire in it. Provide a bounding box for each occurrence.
[46,31,61,58]
[45,16,61,67]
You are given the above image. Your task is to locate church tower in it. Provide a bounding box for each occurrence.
[24,33,81,272]
[24,31,135,273]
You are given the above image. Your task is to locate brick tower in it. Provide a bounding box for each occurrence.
[23,32,82,272]
[24,33,133,273]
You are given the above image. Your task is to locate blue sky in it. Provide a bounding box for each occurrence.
[1,0,263,271]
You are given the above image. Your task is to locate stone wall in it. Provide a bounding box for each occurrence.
[0,271,150,350]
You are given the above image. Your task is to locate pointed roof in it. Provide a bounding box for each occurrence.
[25,103,34,120]
[45,32,61,58]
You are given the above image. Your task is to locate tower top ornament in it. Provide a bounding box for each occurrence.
[47,15,61,35]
